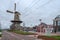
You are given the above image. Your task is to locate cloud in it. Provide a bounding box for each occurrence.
[0,0,60,28]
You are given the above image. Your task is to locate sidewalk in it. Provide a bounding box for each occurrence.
[29,31,60,36]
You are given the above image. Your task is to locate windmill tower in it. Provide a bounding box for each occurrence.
[6,3,22,30]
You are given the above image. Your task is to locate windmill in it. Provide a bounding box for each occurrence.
[6,3,22,30]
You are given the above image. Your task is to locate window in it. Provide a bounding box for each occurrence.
[58,21,60,26]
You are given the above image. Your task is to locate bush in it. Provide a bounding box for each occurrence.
[8,30,35,35]
[0,34,2,37]
[0,30,2,32]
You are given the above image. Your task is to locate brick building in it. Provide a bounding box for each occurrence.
[36,22,53,33]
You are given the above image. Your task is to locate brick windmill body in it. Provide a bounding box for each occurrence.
[7,3,22,30]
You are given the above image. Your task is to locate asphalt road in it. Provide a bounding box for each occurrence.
[1,31,42,40]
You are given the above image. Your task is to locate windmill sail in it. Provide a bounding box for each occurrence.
[6,10,13,13]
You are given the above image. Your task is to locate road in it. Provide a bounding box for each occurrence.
[1,31,42,40]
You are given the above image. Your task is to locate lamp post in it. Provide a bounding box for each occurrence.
[39,19,42,34]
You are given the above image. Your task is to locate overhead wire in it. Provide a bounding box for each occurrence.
[1,0,53,20]
[0,0,55,27]
[23,0,53,18]
[0,0,53,19]
[22,0,41,17]
[37,0,53,9]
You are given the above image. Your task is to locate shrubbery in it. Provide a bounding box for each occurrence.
[8,30,35,35]
[0,30,2,32]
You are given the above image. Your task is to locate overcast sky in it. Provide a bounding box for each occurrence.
[0,0,60,29]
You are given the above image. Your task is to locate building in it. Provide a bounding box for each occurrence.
[33,26,37,32]
[36,22,53,33]
[36,23,47,32]
[23,27,33,31]
[53,15,60,32]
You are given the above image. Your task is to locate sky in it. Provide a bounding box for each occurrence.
[0,0,60,29]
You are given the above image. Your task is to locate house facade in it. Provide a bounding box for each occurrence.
[53,15,60,32]
[36,23,53,33]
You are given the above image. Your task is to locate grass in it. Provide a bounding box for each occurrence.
[37,35,60,40]
[47,36,60,40]
[8,30,36,35]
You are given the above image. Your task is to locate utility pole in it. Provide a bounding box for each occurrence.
[23,22,25,31]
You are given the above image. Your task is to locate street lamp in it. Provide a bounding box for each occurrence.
[39,19,42,34]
